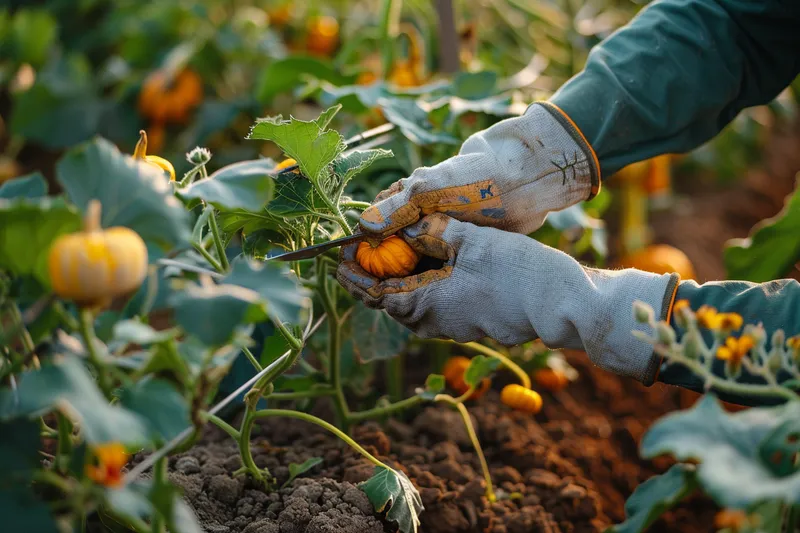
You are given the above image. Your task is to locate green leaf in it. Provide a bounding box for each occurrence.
[223,257,310,325]
[419,374,446,401]
[112,320,177,345]
[641,395,800,508]
[248,109,346,192]
[0,197,82,286]
[359,467,423,533]
[118,379,191,443]
[170,282,266,346]
[267,173,329,218]
[379,98,459,146]
[217,208,284,235]
[452,71,499,100]
[255,57,356,103]
[349,302,411,362]
[463,355,500,388]
[332,149,393,192]
[180,159,276,211]
[606,464,698,533]
[0,356,149,445]
[724,179,800,282]
[0,172,47,199]
[55,137,191,256]
[0,486,58,533]
[315,105,342,130]
[282,457,323,488]
[11,9,57,66]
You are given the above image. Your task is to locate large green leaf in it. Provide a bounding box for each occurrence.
[170,282,266,346]
[118,379,190,443]
[464,355,500,388]
[379,98,459,146]
[255,57,356,103]
[349,302,411,362]
[606,464,698,533]
[10,9,57,66]
[0,356,149,445]
[332,149,393,193]
[360,467,423,533]
[267,173,329,218]
[223,257,310,325]
[56,137,191,255]
[248,107,346,193]
[641,395,800,508]
[0,173,47,199]
[452,71,499,100]
[0,197,82,286]
[180,159,276,211]
[724,179,800,282]
[0,486,58,533]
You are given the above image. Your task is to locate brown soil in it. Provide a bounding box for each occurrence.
[152,349,717,533]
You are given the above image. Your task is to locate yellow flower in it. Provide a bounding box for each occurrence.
[133,130,176,181]
[716,313,743,332]
[716,334,755,364]
[673,299,689,313]
[85,442,128,488]
[695,305,719,329]
[787,335,800,351]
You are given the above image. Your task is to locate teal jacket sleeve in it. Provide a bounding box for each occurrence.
[657,279,800,406]
[549,0,800,177]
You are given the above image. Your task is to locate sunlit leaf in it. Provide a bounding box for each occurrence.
[267,174,329,218]
[255,57,356,103]
[463,355,500,388]
[282,457,323,488]
[0,197,82,286]
[118,379,190,443]
[0,173,47,199]
[333,149,393,192]
[641,395,800,508]
[180,159,276,211]
[724,179,800,282]
[56,137,191,256]
[359,467,423,533]
[607,464,698,533]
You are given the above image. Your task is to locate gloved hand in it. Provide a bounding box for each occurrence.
[359,102,600,237]
[337,214,679,384]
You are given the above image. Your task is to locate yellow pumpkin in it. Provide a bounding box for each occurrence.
[306,16,339,57]
[617,244,696,280]
[356,235,420,279]
[138,69,203,124]
[500,384,543,414]
[442,356,491,400]
[532,368,570,392]
[48,200,148,306]
[274,158,297,171]
[388,60,422,88]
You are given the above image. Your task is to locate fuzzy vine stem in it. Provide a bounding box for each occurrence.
[348,395,424,422]
[78,309,112,398]
[267,388,336,401]
[192,242,224,273]
[56,413,73,474]
[654,344,800,402]
[242,346,262,372]
[203,412,240,441]
[435,393,496,502]
[433,339,532,389]
[317,258,351,429]
[252,409,391,470]
[207,209,230,271]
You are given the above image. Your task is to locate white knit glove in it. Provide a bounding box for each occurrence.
[338,214,679,385]
[359,102,601,237]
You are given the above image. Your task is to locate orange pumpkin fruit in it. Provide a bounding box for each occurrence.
[138,69,203,124]
[532,368,570,392]
[442,356,491,400]
[356,235,420,279]
[500,384,543,414]
[617,244,696,280]
[306,16,339,57]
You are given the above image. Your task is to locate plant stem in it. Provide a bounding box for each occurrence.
[447,340,532,389]
[193,242,224,273]
[387,354,404,402]
[56,413,73,474]
[378,0,401,79]
[33,469,73,494]
[657,346,800,402]
[348,395,423,422]
[101,506,151,533]
[272,319,303,352]
[242,346,262,372]
[237,409,269,485]
[151,458,168,533]
[204,412,241,441]
[207,210,230,271]
[253,409,391,469]
[435,394,496,502]
[267,388,336,400]
[8,303,35,354]
[340,200,371,210]
[78,309,112,398]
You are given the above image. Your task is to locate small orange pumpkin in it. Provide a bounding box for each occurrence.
[138,69,203,124]
[356,235,420,279]
[442,356,491,400]
[532,368,570,392]
[617,244,696,280]
[305,16,339,57]
[500,384,542,414]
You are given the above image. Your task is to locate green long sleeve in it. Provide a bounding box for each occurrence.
[550,0,800,177]
[657,279,800,406]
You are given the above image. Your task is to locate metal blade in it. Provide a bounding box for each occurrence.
[265,233,368,261]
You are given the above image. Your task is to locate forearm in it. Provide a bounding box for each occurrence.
[550,0,800,177]
[657,279,800,406]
